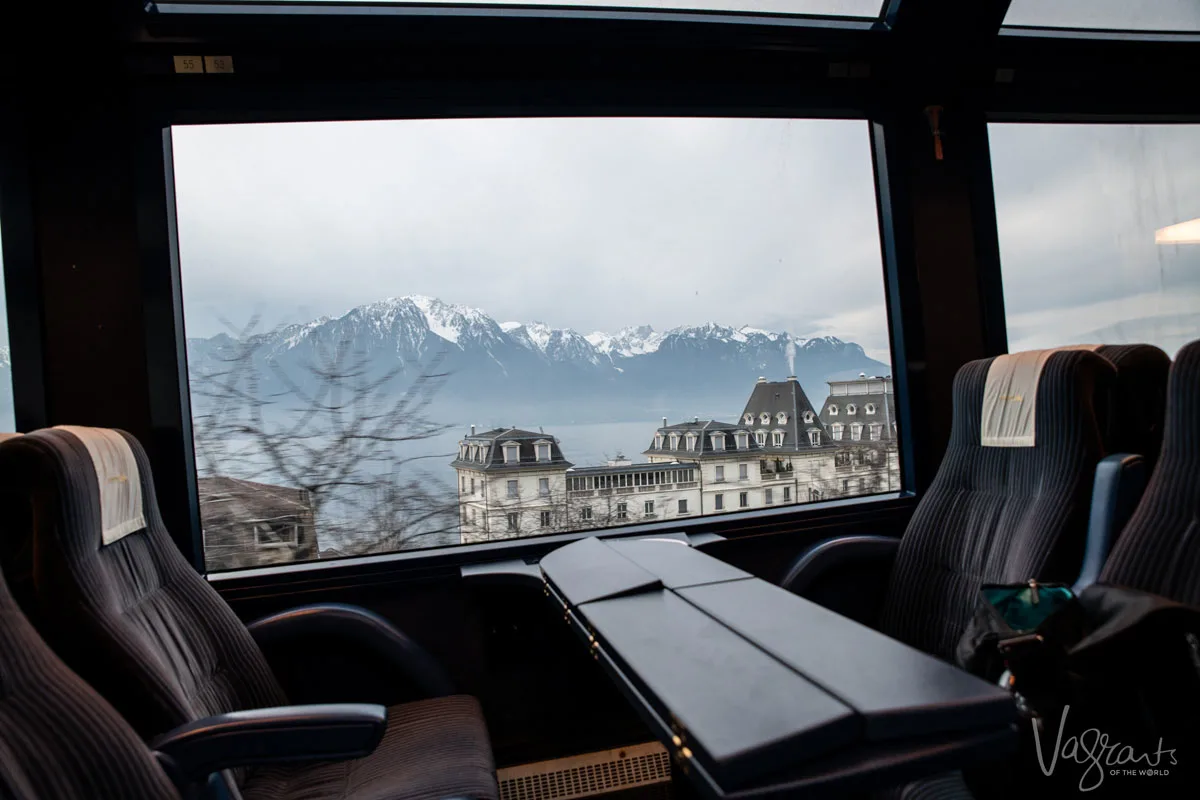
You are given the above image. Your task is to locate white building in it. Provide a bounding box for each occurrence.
[451,375,901,543]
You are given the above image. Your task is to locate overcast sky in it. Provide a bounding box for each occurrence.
[172,117,895,358]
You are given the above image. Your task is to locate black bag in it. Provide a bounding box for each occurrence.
[959,582,1200,799]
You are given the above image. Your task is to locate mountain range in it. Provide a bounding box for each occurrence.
[184,295,890,427]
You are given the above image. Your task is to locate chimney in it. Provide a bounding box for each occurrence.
[694,416,699,424]
[470,424,476,436]
[662,416,668,428]
[787,375,798,382]
[757,376,767,383]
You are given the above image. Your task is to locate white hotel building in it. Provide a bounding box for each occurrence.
[452,375,899,544]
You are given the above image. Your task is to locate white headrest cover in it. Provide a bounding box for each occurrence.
[55,426,147,545]
[981,345,1103,448]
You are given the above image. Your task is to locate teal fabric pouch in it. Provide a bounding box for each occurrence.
[981,582,1076,633]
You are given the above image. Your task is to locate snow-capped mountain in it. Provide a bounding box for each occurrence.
[187,295,890,425]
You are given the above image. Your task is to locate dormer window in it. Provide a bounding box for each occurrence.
[802,411,814,424]
[759,413,770,425]
[503,443,520,463]
[686,433,697,451]
[710,433,726,451]
[536,441,551,461]
[743,413,754,425]
[808,430,822,446]
[470,444,479,461]
[865,403,876,415]
[754,430,767,446]
[870,423,882,441]
[832,423,844,440]
[669,434,680,450]
[654,434,664,450]
[736,432,748,450]
[851,423,863,441]
[459,443,467,460]
[846,404,857,415]
[776,412,788,424]
[827,405,838,416]
[771,430,785,447]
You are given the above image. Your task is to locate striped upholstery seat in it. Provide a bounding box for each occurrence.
[0,557,178,799]
[1098,339,1200,606]
[0,428,498,800]
[879,350,1118,660]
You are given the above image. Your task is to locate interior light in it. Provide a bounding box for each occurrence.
[1155,217,1200,244]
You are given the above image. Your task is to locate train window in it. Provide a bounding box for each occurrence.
[180,0,888,18]
[1004,0,1200,33]
[171,117,899,570]
[0,222,12,432]
[991,123,1200,358]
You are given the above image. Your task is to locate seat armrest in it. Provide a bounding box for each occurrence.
[1073,453,1148,594]
[151,703,386,786]
[780,535,901,596]
[247,603,456,698]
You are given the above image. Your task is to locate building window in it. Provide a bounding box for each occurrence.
[715,494,724,510]
[827,405,838,416]
[504,443,519,463]
[715,465,725,482]
[810,489,823,502]
[802,411,814,423]
[654,434,664,450]
[536,442,551,461]
[832,423,844,440]
[678,499,688,514]
[759,413,770,424]
[470,478,476,494]
[739,492,749,508]
[580,506,593,522]
[736,432,748,450]
[666,434,678,450]
[460,476,466,492]
[808,430,822,446]
[846,404,857,415]
[755,430,767,446]
[851,423,863,441]
[539,477,550,497]
[865,403,876,415]
[253,522,300,549]
[686,434,697,451]
[743,413,754,424]
[470,445,479,461]
[765,488,774,505]
[776,412,787,424]
[506,480,518,498]
[617,502,628,520]
[842,479,851,493]
[783,486,791,502]
[835,451,851,467]
[540,511,551,528]
[870,423,882,441]
[644,500,655,516]
[507,512,519,531]
[739,463,748,480]
[711,433,726,451]
[771,431,785,447]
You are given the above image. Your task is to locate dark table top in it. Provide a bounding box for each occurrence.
[537,536,1017,799]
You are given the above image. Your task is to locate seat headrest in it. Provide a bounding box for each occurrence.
[981,345,1103,447]
[53,426,146,546]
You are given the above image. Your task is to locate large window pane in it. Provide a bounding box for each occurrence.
[0,220,12,432]
[186,1,885,18]
[172,117,897,571]
[1005,1,1200,32]
[991,123,1200,358]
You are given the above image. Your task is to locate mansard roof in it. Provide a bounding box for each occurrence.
[818,376,898,443]
[738,377,834,452]
[643,419,763,458]
[451,427,574,471]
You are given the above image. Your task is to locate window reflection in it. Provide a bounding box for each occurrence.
[991,123,1200,358]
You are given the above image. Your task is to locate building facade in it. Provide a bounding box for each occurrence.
[450,374,901,544]
[198,476,320,570]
